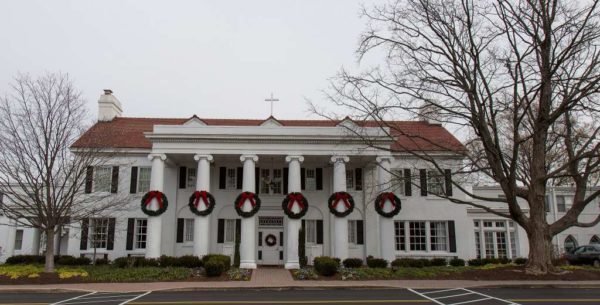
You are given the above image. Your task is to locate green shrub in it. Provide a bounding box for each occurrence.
[234,231,241,268]
[430,258,447,267]
[299,226,307,268]
[366,257,388,268]
[313,256,339,276]
[468,258,486,266]
[158,256,178,267]
[204,259,226,277]
[5,255,45,265]
[75,257,92,265]
[135,258,160,267]
[449,258,465,267]
[498,257,511,264]
[56,255,77,265]
[177,255,203,268]
[202,254,231,271]
[418,258,432,267]
[513,257,527,265]
[94,258,109,265]
[113,257,134,268]
[343,258,363,268]
[392,258,417,268]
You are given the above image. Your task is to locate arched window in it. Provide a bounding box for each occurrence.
[590,235,600,245]
[564,235,578,253]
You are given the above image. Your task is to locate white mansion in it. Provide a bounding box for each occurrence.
[1,90,599,267]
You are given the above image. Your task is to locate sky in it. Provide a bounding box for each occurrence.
[0,0,380,121]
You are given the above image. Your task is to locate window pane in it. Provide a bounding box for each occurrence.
[430,221,448,251]
[226,168,237,189]
[14,230,23,250]
[90,218,109,249]
[484,231,495,258]
[557,196,566,212]
[225,219,236,243]
[272,169,282,194]
[346,170,354,189]
[427,170,444,195]
[509,231,517,258]
[394,221,405,251]
[305,169,316,191]
[185,219,194,242]
[138,167,151,193]
[496,232,507,258]
[392,169,404,194]
[94,167,112,192]
[409,221,426,251]
[475,231,481,259]
[306,220,317,244]
[348,220,357,244]
[187,168,197,188]
[135,219,147,249]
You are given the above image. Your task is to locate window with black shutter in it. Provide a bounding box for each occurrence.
[130,167,138,194]
[420,169,428,196]
[110,167,119,194]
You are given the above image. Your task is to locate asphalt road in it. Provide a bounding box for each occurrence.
[0,288,599,305]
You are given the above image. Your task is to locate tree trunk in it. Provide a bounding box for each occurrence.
[44,229,55,273]
[524,221,556,275]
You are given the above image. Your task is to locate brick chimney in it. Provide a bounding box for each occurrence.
[98,89,123,121]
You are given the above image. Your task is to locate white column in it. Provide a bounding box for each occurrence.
[5,218,17,258]
[285,155,304,269]
[146,153,167,259]
[193,154,213,258]
[331,155,350,261]
[31,228,41,255]
[376,156,395,264]
[240,154,259,269]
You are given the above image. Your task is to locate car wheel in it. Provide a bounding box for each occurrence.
[594,260,600,268]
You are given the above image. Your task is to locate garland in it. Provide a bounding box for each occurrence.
[188,191,216,216]
[141,191,168,216]
[234,191,261,218]
[265,234,277,247]
[328,191,354,217]
[281,192,309,219]
[374,192,401,218]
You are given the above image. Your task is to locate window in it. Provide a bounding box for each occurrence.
[94,167,112,192]
[496,232,507,258]
[260,169,270,194]
[394,221,406,251]
[475,231,482,259]
[14,229,23,250]
[184,219,194,242]
[430,222,448,251]
[305,220,317,244]
[89,218,109,249]
[224,219,236,243]
[391,169,405,195]
[187,168,197,188]
[260,169,282,194]
[348,220,358,244]
[484,232,495,258]
[591,236,600,245]
[409,221,427,251]
[564,235,578,253]
[483,221,493,228]
[544,195,551,213]
[556,195,572,212]
[272,169,282,194]
[135,219,147,249]
[138,167,151,193]
[427,170,444,195]
[346,170,354,189]
[510,231,518,258]
[305,169,316,191]
[0,192,4,210]
[226,168,237,189]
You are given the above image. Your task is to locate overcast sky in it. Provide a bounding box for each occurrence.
[0,1,381,121]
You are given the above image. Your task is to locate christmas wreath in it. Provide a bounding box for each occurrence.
[328,191,354,217]
[374,192,401,218]
[234,191,261,218]
[141,191,168,216]
[188,191,216,216]
[265,234,277,247]
[281,192,309,219]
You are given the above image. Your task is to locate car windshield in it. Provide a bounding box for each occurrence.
[574,246,586,254]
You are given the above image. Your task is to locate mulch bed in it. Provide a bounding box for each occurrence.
[0,272,238,285]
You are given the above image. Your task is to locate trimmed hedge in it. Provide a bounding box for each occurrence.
[203,254,232,277]
[55,255,92,266]
[5,255,45,265]
[313,256,339,276]
[366,256,388,268]
[430,258,447,267]
[342,258,363,268]
[468,257,511,266]
[513,257,527,265]
[159,255,203,268]
[449,258,465,267]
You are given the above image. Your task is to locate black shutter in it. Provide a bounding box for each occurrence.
[110,166,119,193]
[445,169,453,196]
[420,169,428,196]
[217,219,225,243]
[107,218,116,250]
[130,167,138,194]
[280,231,284,246]
[255,167,260,194]
[404,169,412,196]
[258,232,263,246]
[283,167,289,194]
[355,168,363,191]
[316,220,323,244]
[179,167,187,189]
[80,218,89,250]
[236,167,243,190]
[301,168,306,190]
[219,167,226,189]
[126,218,135,250]
[316,168,323,190]
[85,167,93,194]
[176,218,184,243]
[448,221,456,253]
[356,220,364,245]
[236,219,241,241]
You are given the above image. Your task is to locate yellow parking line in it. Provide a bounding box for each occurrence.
[130,301,430,304]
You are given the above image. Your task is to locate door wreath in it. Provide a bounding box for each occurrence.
[265,234,277,247]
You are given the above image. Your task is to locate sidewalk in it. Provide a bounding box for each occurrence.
[0,268,599,293]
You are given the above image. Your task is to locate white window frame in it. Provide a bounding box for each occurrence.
[394,220,450,253]
[14,229,23,250]
[305,220,317,244]
[346,169,355,190]
[391,169,405,195]
[226,168,237,190]
[305,169,317,191]
[134,218,147,249]
[89,218,110,249]
[260,168,283,195]
[187,168,197,188]
[473,219,518,258]
[184,219,194,243]
[426,170,445,195]
[94,166,112,193]
[138,167,151,193]
[224,219,236,243]
[348,220,358,244]
[430,221,448,251]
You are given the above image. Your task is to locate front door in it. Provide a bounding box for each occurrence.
[258,217,284,265]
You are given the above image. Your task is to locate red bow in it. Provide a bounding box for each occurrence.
[333,192,351,210]
[193,191,209,208]
[144,191,164,209]
[380,192,397,208]
[287,194,305,211]
[238,192,256,208]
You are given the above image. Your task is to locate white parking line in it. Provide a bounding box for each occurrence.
[50,291,97,305]
[119,291,151,305]
[408,288,521,305]
[51,291,150,305]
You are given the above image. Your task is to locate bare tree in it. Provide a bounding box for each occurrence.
[316,0,600,274]
[0,73,129,272]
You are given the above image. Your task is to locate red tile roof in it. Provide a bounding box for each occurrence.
[72,117,465,152]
